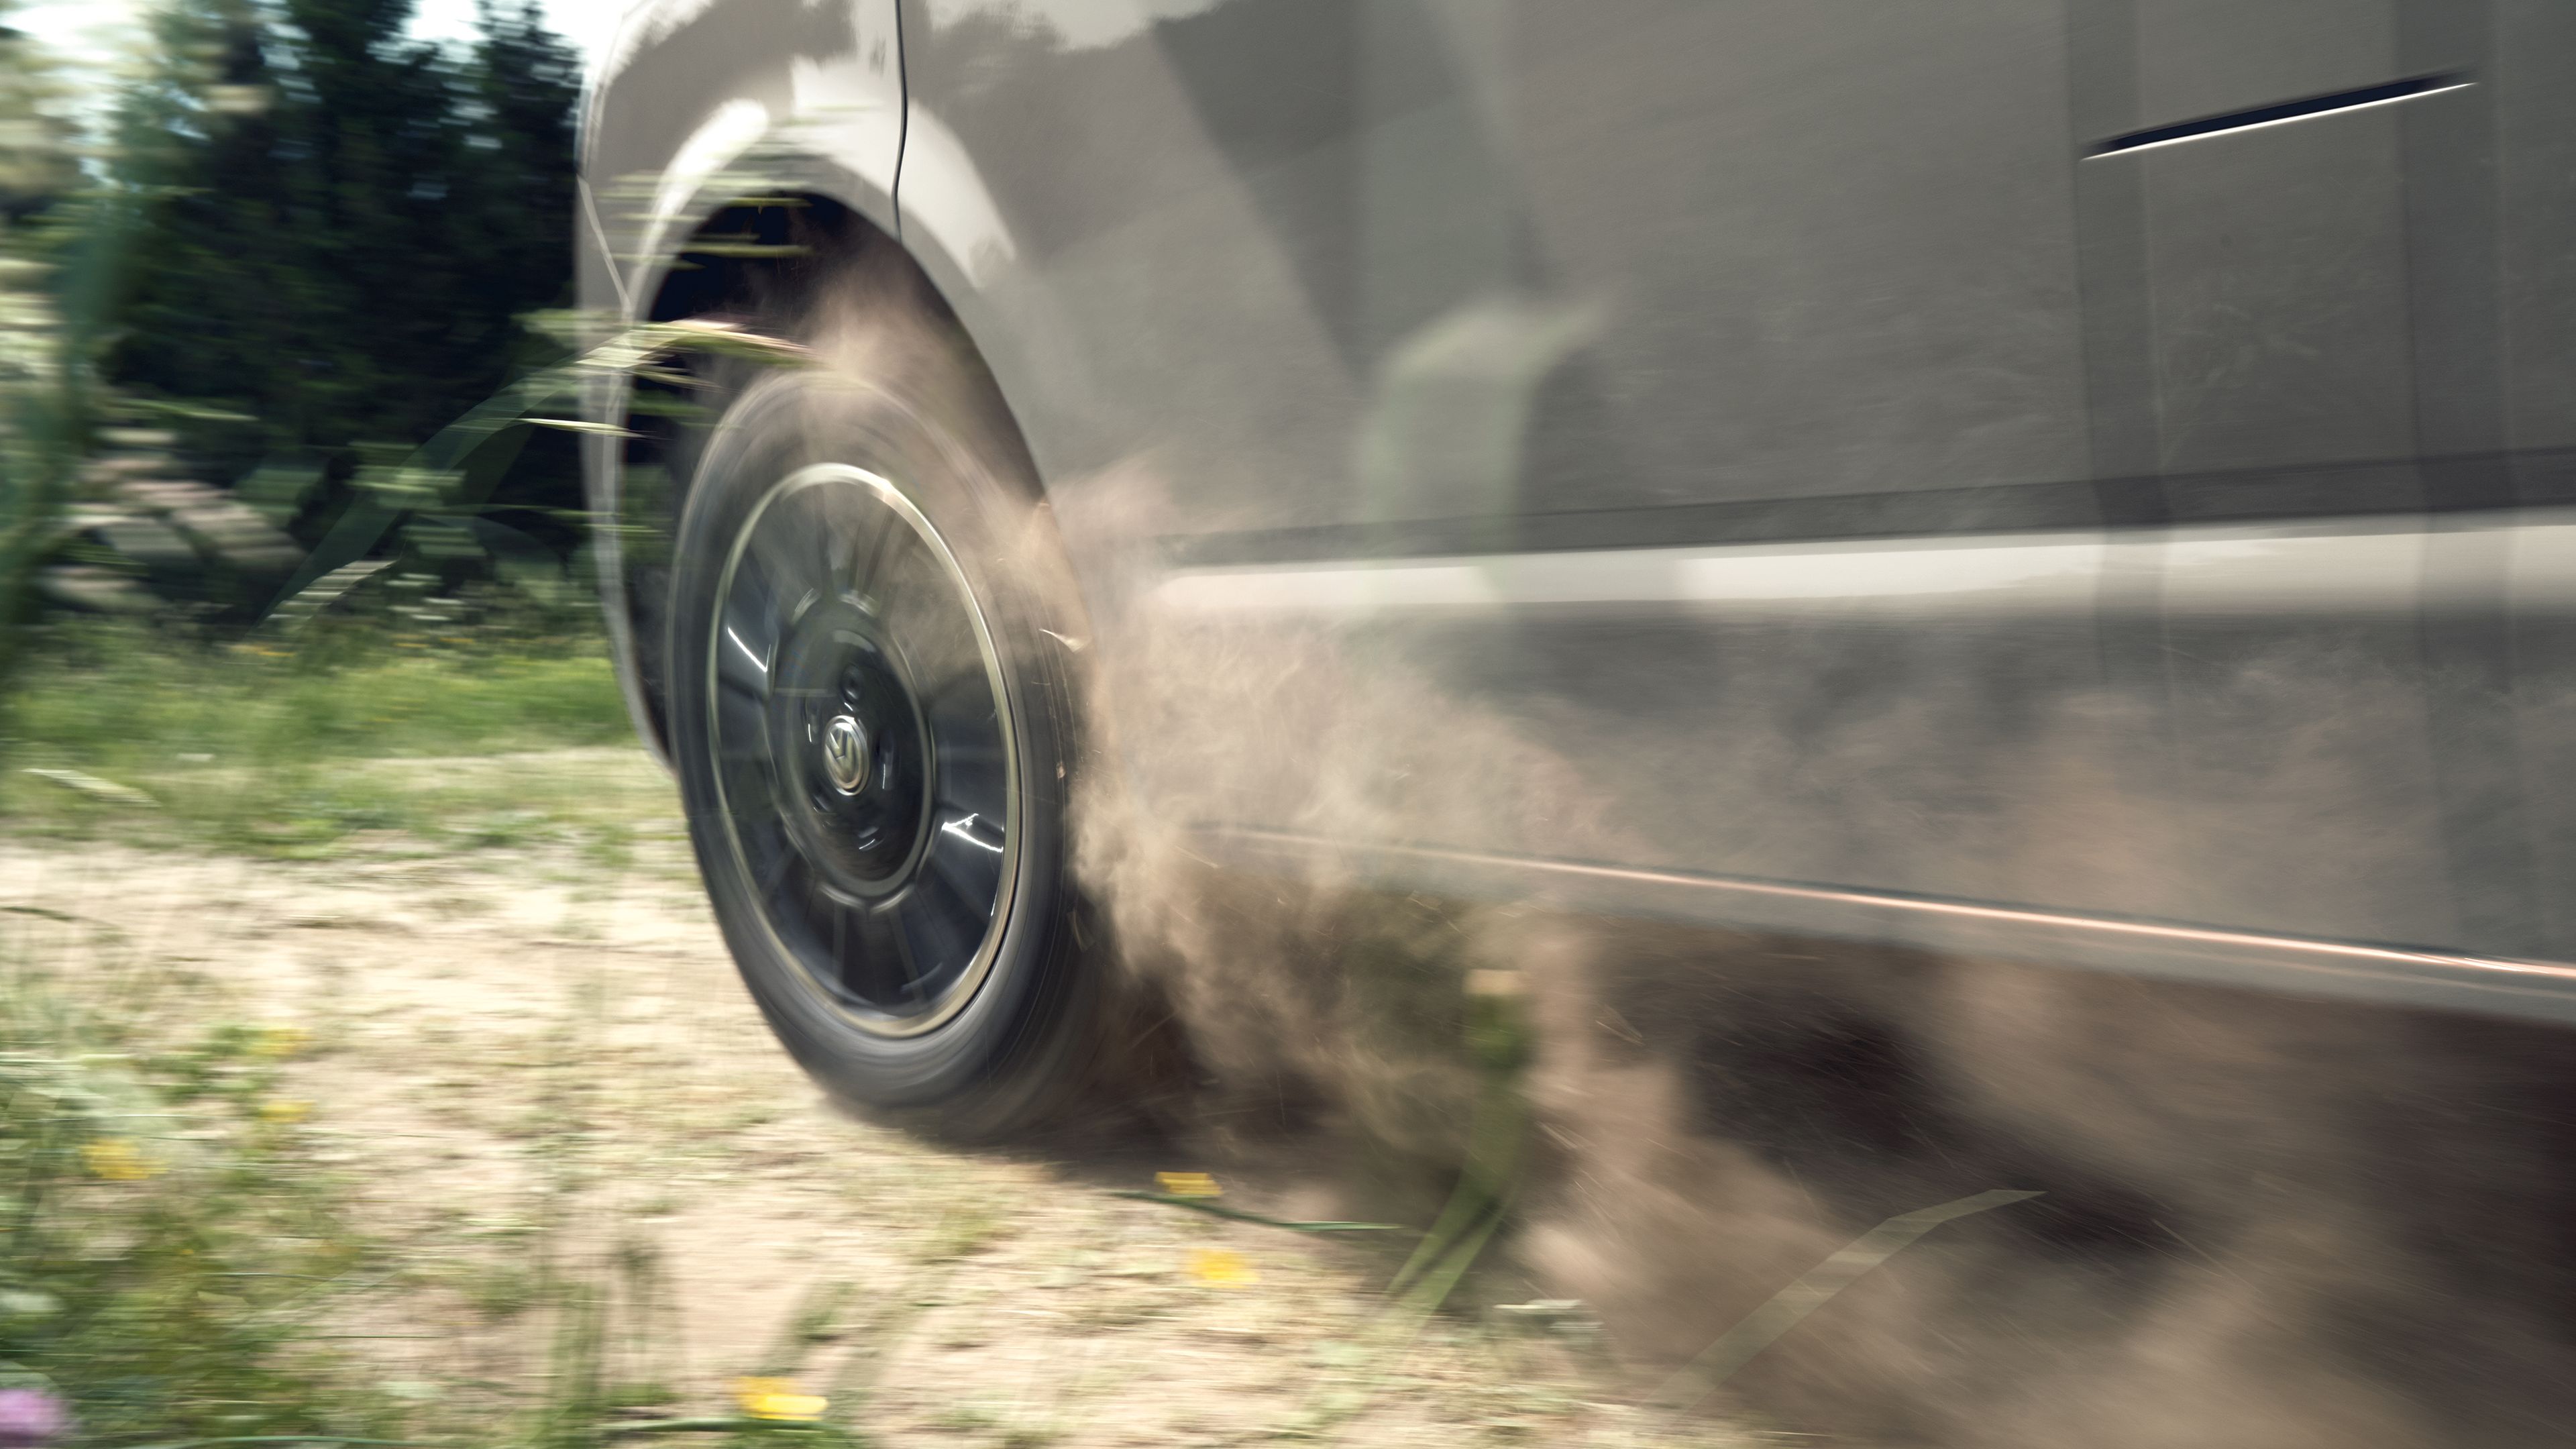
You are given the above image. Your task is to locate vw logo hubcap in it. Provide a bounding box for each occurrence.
[820,713,871,794]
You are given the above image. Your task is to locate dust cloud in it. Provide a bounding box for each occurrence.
[1027,458,2576,1447]
[735,258,2576,1444]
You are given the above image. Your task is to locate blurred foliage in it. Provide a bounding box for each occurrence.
[0,0,113,718]
[3,0,592,710]
[105,0,582,500]
[0,7,78,218]
[261,315,802,639]
[0,219,65,708]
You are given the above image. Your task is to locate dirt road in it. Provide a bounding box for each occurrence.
[0,747,1748,1448]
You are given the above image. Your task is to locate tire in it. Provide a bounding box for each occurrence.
[663,347,1095,1137]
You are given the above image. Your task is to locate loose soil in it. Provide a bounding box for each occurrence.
[0,747,1748,1448]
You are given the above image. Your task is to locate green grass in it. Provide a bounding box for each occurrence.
[0,617,663,857]
[10,616,632,761]
[0,965,403,1446]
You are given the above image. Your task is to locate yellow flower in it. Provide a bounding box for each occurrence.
[733,1377,826,1421]
[80,1138,158,1181]
[258,1099,310,1125]
[252,1025,310,1060]
[1186,1248,1256,1287]
[1155,1171,1221,1199]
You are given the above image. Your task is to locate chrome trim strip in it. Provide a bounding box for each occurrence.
[1153,511,2576,619]
[2088,74,2472,158]
[1157,533,2106,616]
[1195,826,2576,1027]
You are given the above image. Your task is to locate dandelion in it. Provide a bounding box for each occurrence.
[251,1024,310,1059]
[258,1099,311,1125]
[733,1377,826,1421]
[0,1387,67,1447]
[1155,1171,1220,1198]
[1186,1248,1256,1287]
[79,1139,156,1181]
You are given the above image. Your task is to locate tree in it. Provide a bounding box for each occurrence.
[0,2,80,221]
[102,0,580,513]
[1,0,122,689]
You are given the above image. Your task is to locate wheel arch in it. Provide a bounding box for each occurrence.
[591,168,1046,764]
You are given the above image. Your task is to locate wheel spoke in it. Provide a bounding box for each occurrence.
[747,508,826,600]
[919,659,992,708]
[818,886,902,1004]
[714,623,773,699]
[936,753,1008,822]
[729,818,792,911]
[753,830,806,912]
[730,537,798,629]
[923,680,1003,780]
[718,768,776,836]
[707,465,1017,1033]
[714,670,770,753]
[872,549,977,669]
[849,500,904,596]
[889,905,928,1001]
[896,865,982,988]
[928,810,1006,912]
[795,486,845,582]
[813,491,859,585]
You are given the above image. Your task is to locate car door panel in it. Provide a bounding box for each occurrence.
[896,0,2576,989]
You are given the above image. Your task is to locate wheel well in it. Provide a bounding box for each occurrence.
[616,195,879,755]
[644,193,878,328]
[614,193,1021,757]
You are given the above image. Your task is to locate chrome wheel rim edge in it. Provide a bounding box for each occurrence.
[706,461,1024,1039]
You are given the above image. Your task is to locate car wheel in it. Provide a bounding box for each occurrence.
[663,358,1094,1136]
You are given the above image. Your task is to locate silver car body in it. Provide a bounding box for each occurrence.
[580,0,2576,1026]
